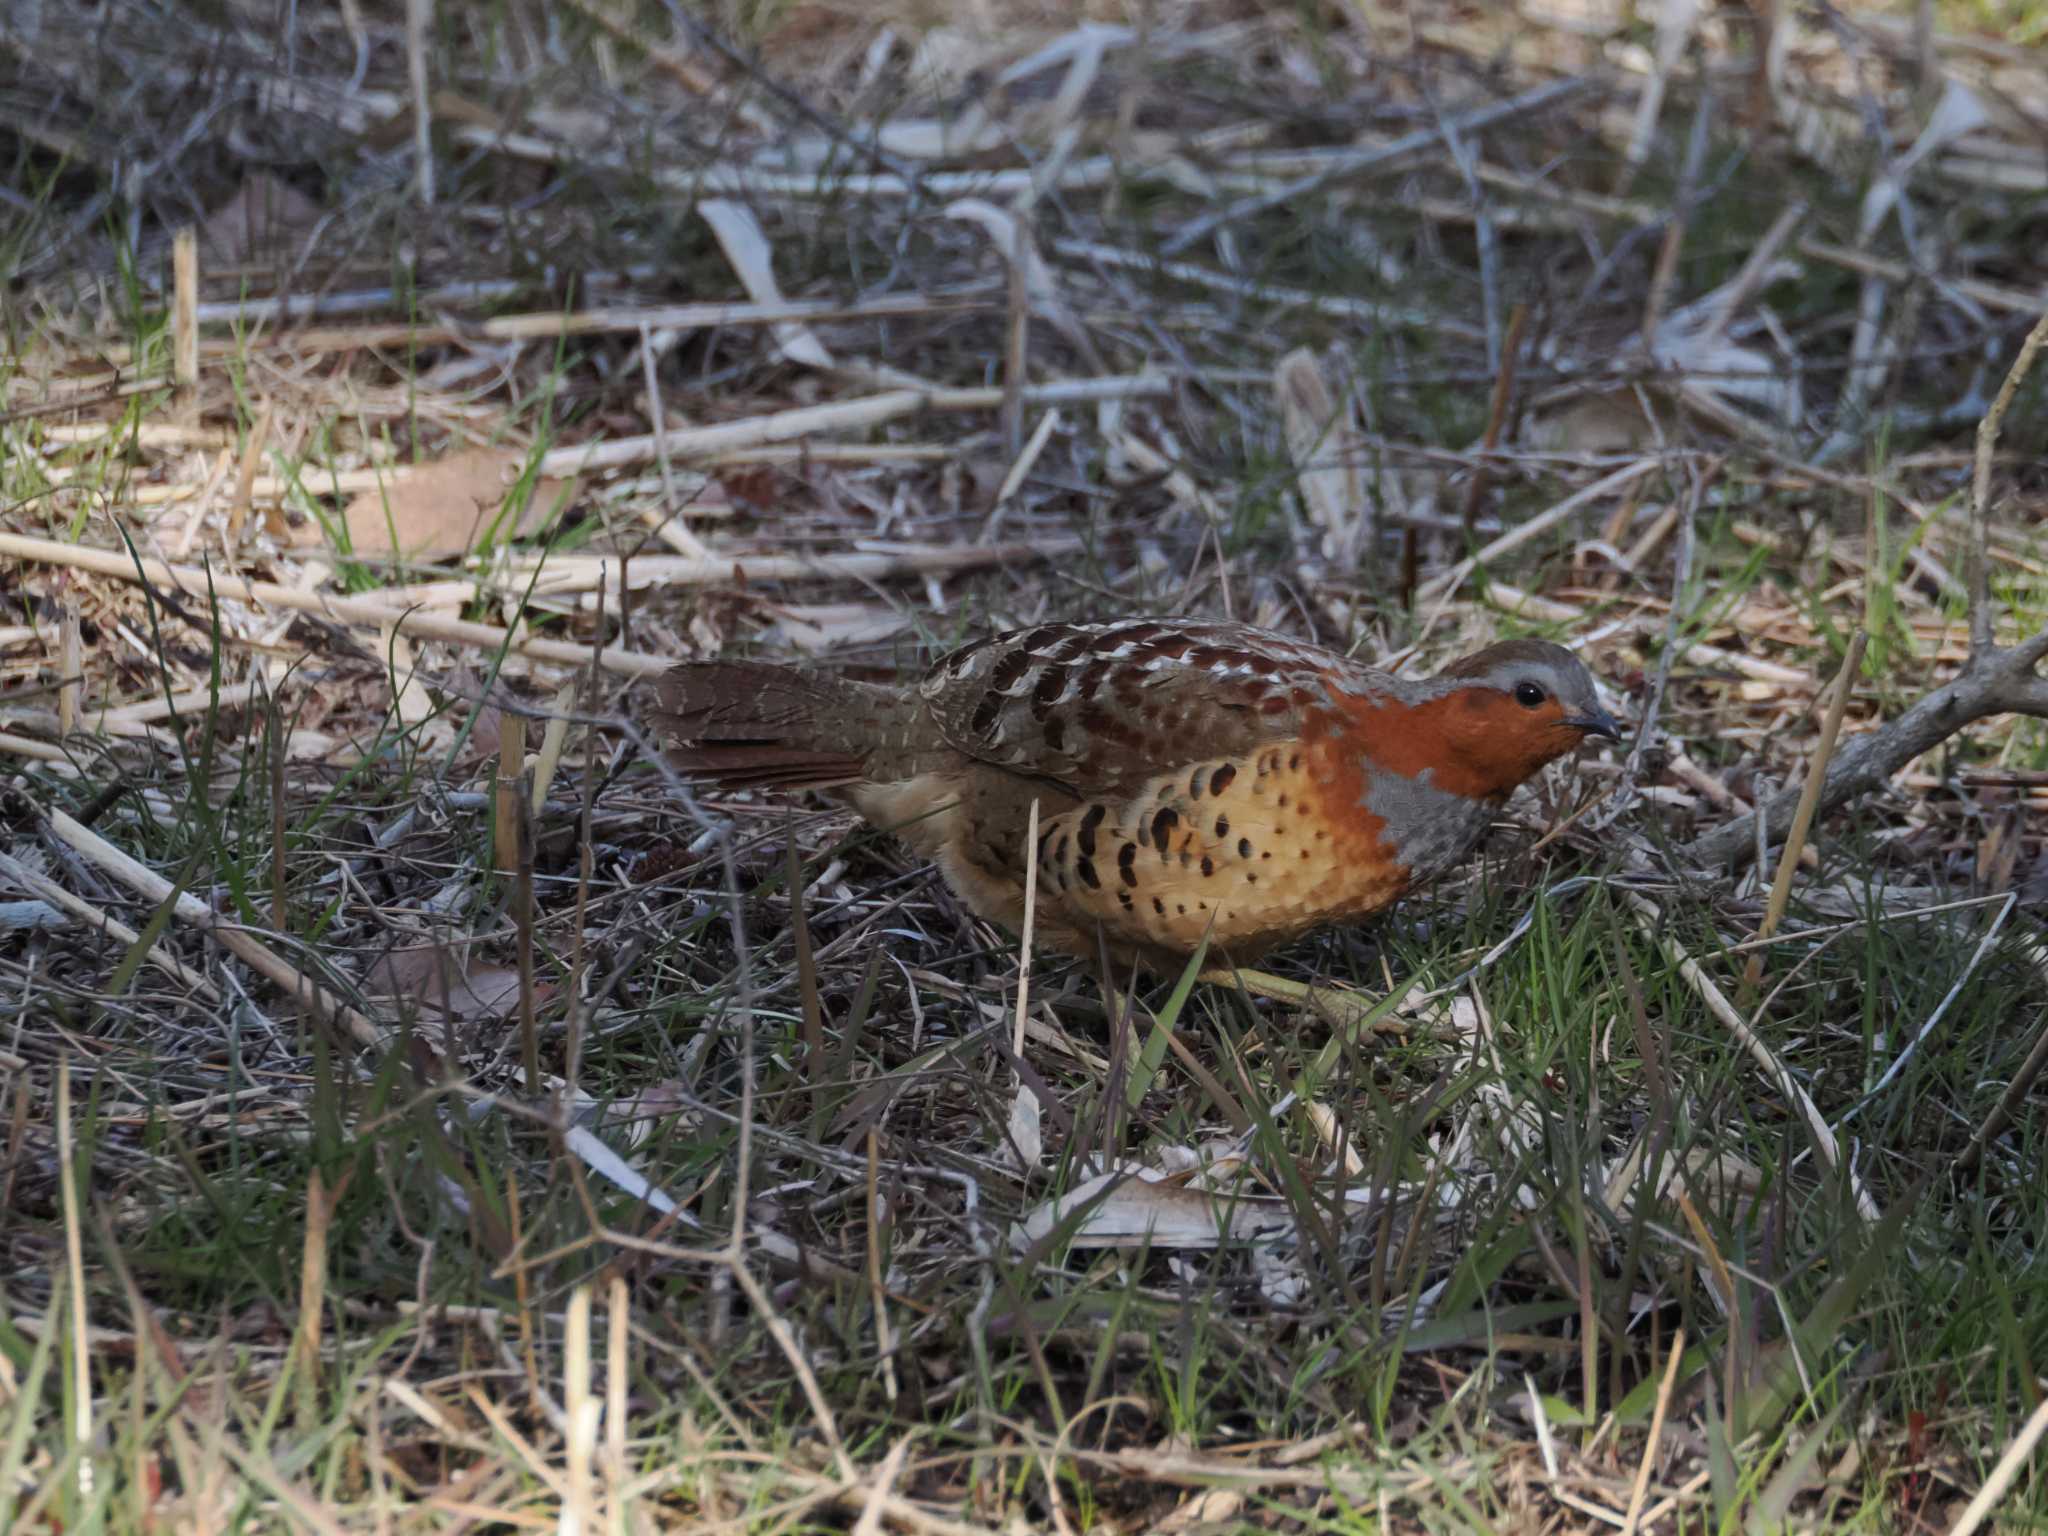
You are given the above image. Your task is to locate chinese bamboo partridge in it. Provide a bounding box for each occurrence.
[654,620,1617,975]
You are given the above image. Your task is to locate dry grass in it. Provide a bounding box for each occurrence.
[3,0,2048,1530]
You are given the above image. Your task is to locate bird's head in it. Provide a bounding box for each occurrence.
[1423,638,1620,798]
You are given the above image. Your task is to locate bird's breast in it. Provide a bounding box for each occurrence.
[1295,706,1498,893]
[1352,764,1495,889]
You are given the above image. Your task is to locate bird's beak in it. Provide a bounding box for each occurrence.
[1565,708,1622,740]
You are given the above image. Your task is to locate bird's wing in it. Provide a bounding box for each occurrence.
[917,619,1362,800]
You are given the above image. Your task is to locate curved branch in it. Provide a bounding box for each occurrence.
[1681,630,2048,870]
[1686,311,2048,872]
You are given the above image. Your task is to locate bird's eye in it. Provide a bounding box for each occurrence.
[1513,681,1547,709]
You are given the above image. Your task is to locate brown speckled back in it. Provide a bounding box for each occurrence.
[917,618,1394,796]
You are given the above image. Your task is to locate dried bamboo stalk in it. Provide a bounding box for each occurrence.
[0,531,1073,678]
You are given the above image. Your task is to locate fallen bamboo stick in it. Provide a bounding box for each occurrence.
[0,530,1070,678]
[38,803,385,1050]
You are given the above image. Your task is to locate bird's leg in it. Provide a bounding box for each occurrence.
[1197,967,1398,1033]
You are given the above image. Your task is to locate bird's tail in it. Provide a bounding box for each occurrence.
[651,661,925,791]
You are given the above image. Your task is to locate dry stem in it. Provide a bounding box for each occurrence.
[1741,629,1868,991]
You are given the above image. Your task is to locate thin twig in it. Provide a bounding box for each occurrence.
[1945,1392,2048,1536]
[1015,798,1041,1063]
[1419,459,1660,611]
[405,0,434,205]
[1161,74,1598,255]
[1971,309,2048,653]
[172,227,198,393]
[0,850,219,1000]
[1620,1328,1686,1536]
[1457,303,1530,533]
[1956,988,2048,1175]
[37,802,388,1051]
[1051,238,1481,338]
[1607,462,1709,822]
[1641,86,1714,348]
[1742,629,1868,992]
[55,1059,95,1504]
[1627,894,1878,1220]
[1001,206,1031,461]
[1838,893,2017,1127]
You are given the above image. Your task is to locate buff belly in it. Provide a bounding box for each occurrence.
[850,746,1493,970]
[1027,745,1420,963]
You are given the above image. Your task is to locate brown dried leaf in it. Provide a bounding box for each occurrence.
[1274,346,1373,563]
[425,661,503,769]
[715,467,779,509]
[612,1080,693,1150]
[326,448,576,559]
[198,172,324,266]
[362,943,454,997]
[1014,1168,1300,1250]
[1527,388,1657,454]
[438,966,532,1021]
[462,701,504,770]
[363,946,549,1021]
